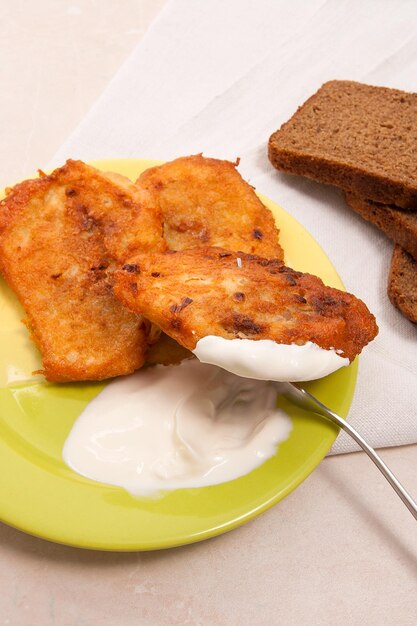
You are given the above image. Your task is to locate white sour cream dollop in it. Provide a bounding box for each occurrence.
[193,337,349,382]
[63,359,292,496]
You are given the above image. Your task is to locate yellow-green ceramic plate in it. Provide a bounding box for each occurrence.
[0,158,357,551]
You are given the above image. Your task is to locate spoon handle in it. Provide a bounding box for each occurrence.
[286,383,417,520]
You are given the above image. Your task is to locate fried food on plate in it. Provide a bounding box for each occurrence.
[114,248,378,362]
[137,154,284,365]
[0,160,164,382]
[146,332,194,366]
[137,154,284,259]
[60,160,165,262]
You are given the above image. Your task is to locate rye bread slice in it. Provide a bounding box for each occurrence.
[388,245,417,323]
[344,191,417,260]
[268,80,417,209]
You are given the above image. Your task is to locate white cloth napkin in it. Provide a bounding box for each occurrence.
[51,0,417,454]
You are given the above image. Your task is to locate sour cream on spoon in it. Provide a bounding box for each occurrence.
[193,337,349,382]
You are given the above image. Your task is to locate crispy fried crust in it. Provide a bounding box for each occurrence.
[114,248,378,362]
[137,154,284,259]
[0,160,164,382]
[146,332,194,366]
[137,154,284,364]
[53,161,165,261]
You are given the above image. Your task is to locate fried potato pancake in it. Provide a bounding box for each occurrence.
[114,249,378,362]
[146,332,194,366]
[0,160,164,382]
[137,154,284,364]
[136,154,284,259]
[61,161,165,261]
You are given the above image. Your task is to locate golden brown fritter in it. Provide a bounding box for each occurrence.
[56,161,165,261]
[137,154,284,364]
[0,160,164,382]
[136,154,284,259]
[146,332,194,366]
[114,248,378,362]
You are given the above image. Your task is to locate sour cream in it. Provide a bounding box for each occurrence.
[193,337,349,382]
[63,360,292,496]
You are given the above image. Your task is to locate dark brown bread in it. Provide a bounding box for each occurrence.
[388,245,417,323]
[344,191,417,260]
[268,80,417,209]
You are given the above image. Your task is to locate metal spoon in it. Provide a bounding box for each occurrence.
[284,383,417,520]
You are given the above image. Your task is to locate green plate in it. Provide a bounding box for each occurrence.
[0,158,357,551]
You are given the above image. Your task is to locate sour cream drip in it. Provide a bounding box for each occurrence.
[193,337,349,382]
[63,360,292,496]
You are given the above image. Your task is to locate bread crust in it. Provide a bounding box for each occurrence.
[268,80,417,209]
[388,245,417,323]
[344,191,417,260]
